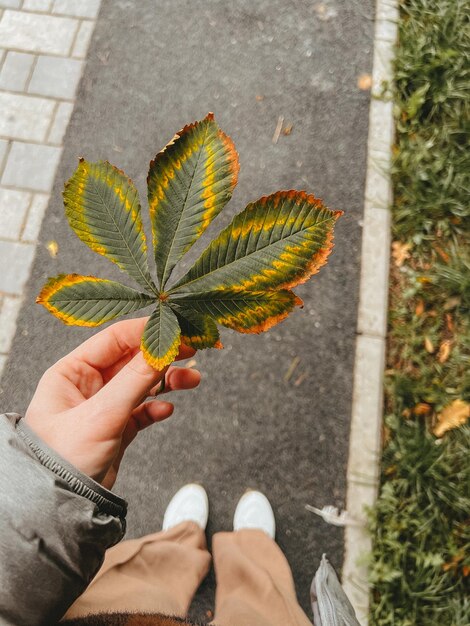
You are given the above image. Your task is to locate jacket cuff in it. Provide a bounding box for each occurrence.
[13,414,127,525]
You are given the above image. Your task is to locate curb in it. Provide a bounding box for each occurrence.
[342,1,398,623]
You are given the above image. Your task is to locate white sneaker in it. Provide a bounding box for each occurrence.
[162,484,209,531]
[233,490,276,539]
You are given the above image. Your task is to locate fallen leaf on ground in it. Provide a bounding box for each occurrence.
[433,244,450,263]
[282,124,293,136]
[46,240,59,258]
[433,399,470,437]
[357,74,372,90]
[437,340,452,363]
[305,504,362,527]
[415,299,425,316]
[313,3,337,21]
[445,313,454,332]
[384,464,396,476]
[255,94,264,101]
[442,553,464,573]
[294,372,307,386]
[392,241,411,267]
[185,359,197,368]
[413,402,432,416]
[417,276,432,284]
[424,336,434,353]
[444,297,461,310]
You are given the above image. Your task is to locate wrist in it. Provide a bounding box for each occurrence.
[16,416,126,521]
[23,413,114,486]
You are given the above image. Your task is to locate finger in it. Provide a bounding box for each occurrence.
[102,345,197,385]
[147,366,201,397]
[132,400,174,430]
[88,351,168,430]
[63,317,197,372]
[121,400,174,449]
[101,346,141,384]
[67,317,150,370]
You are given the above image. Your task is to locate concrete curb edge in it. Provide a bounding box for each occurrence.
[342,1,399,624]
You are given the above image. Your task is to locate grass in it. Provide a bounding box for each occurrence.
[369,1,470,624]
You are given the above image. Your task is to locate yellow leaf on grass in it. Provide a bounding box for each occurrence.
[391,241,411,267]
[433,399,470,437]
[424,336,434,353]
[415,299,425,316]
[437,340,452,363]
[434,244,450,263]
[413,402,432,416]
[445,313,454,332]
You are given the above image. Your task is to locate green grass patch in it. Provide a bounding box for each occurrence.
[369,1,470,624]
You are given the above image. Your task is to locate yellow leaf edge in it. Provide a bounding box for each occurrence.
[36,273,113,327]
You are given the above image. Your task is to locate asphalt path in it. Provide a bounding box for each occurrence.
[0,0,374,620]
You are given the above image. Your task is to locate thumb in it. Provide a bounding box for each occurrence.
[90,350,167,419]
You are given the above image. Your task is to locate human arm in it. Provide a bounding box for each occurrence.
[0,318,200,625]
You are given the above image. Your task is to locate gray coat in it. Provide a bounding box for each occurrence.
[0,413,126,626]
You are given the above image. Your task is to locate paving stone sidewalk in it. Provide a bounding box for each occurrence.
[0,0,101,376]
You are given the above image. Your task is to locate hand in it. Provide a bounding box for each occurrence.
[24,317,200,489]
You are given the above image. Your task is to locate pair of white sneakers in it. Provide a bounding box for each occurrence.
[162,484,276,539]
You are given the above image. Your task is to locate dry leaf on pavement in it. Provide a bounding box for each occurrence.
[357,74,372,90]
[46,240,59,258]
[433,399,470,437]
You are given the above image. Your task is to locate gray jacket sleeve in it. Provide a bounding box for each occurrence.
[0,413,127,626]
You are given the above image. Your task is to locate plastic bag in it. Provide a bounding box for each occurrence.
[310,554,361,626]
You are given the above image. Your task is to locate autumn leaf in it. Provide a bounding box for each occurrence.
[433,399,470,437]
[147,113,239,288]
[37,114,342,369]
[445,313,454,332]
[36,274,154,326]
[413,403,432,416]
[63,159,156,293]
[392,241,411,267]
[433,244,450,263]
[437,340,452,363]
[424,336,434,353]
[415,299,425,316]
[357,74,372,90]
[46,240,59,258]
